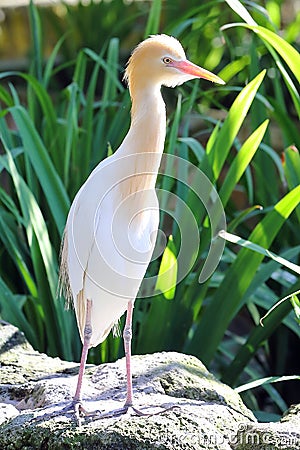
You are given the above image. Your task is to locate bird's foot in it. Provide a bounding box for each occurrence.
[30,399,96,426]
[30,401,179,425]
[95,402,179,419]
[61,399,95,426]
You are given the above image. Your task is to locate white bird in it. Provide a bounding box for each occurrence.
[60,34,224,421]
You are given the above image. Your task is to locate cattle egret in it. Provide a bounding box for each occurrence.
[60,34,224,421]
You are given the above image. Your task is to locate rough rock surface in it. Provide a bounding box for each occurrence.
[0,321,299,449]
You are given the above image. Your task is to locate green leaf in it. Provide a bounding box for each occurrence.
[290,295,300,324]
[219,120,269,206]
[260,290,300,327]
[224,1,300,82]
[222,295,296,385]
[236,375,300,393]
[219,230,300,276]
[227,205,263,232]
[224,0,257,26]
[0,148,58,300]
[28,0,43,81]
[207,71,266,180]
[218,56,250,82]
[43,33,68,88]
[155,236,178,300]
[283,146,300,187]
[186,184,300,364]
[0,277,38,348]
[222,22,300,117]
[0,143,74,358]
[252,26,300,84]
[63,82,80,188]
[283,146,300,223]
[144,0,162,37]
[0,211,37,298]
[178,137,205,163]
[160,95,182,207]
[9,105,69,234]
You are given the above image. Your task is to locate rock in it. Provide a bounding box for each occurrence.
[0,321,78,383]
[0,403,19,425]
[232,420,299,450]
[0,321,299,449]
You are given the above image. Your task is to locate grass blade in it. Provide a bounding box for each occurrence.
[219,120,269,206]
[236,375,300,394]
[28,0,42,81]
[0,277,38,348]
[155,235,178,300]
[186,184,300,364]
[222,293,297,385]
[224,0,257,25]
[9,105,70,235]
[219,230,300,276]
[207,71,266,180]
[1,142,74,358]
[144,0,162,37]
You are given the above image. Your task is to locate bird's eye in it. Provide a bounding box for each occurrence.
[162,57,172,65]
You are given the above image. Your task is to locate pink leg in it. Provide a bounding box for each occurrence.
[38,299,93,425]
[74,298,92,402]
[98,299,145,417]
[86,299,178,419]
[123,300,134,407]
[37,298,176,425]
[71,299,93,423]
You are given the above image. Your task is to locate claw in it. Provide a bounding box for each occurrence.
[31,400,94,426]
[94,403,179,420]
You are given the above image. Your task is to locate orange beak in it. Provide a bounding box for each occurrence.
[173,60,225,85]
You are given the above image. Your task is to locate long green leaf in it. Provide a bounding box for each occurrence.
[43,33,68,88]
[63,82,80,188]
[186,184,300,364]
[9,105,70,235]
[224,0,300,82]
[283,146,300,223]
[224,0,257,26]
[0,212,37,298]
[0,277,37,348]
[222,22,300,117]
[155,235,178,300]
[219,230,300,275]
[252,26,300,83]
[222,292,298,385]
[0,149,58,300]
[1,144,73,359]
[28,0,42,81]
[144,0,162,37]
[207,71,266,180]
[236,375,300,394]
[219,120,269,206]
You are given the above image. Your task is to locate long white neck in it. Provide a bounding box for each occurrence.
[116,85,166,196]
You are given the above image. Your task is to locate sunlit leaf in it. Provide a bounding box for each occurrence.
[155,235,178,300]
[219,120,269,206]
[224,0,257,25]
[9,105,70,235]
[219,230,300,275]
[236,375,300,393]
[207,71,266,180]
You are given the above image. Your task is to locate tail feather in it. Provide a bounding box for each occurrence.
[58,228,73,309]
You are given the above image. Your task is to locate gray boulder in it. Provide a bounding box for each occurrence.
[0,321,299,449]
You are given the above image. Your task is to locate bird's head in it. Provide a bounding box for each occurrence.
[124,34,225,92]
